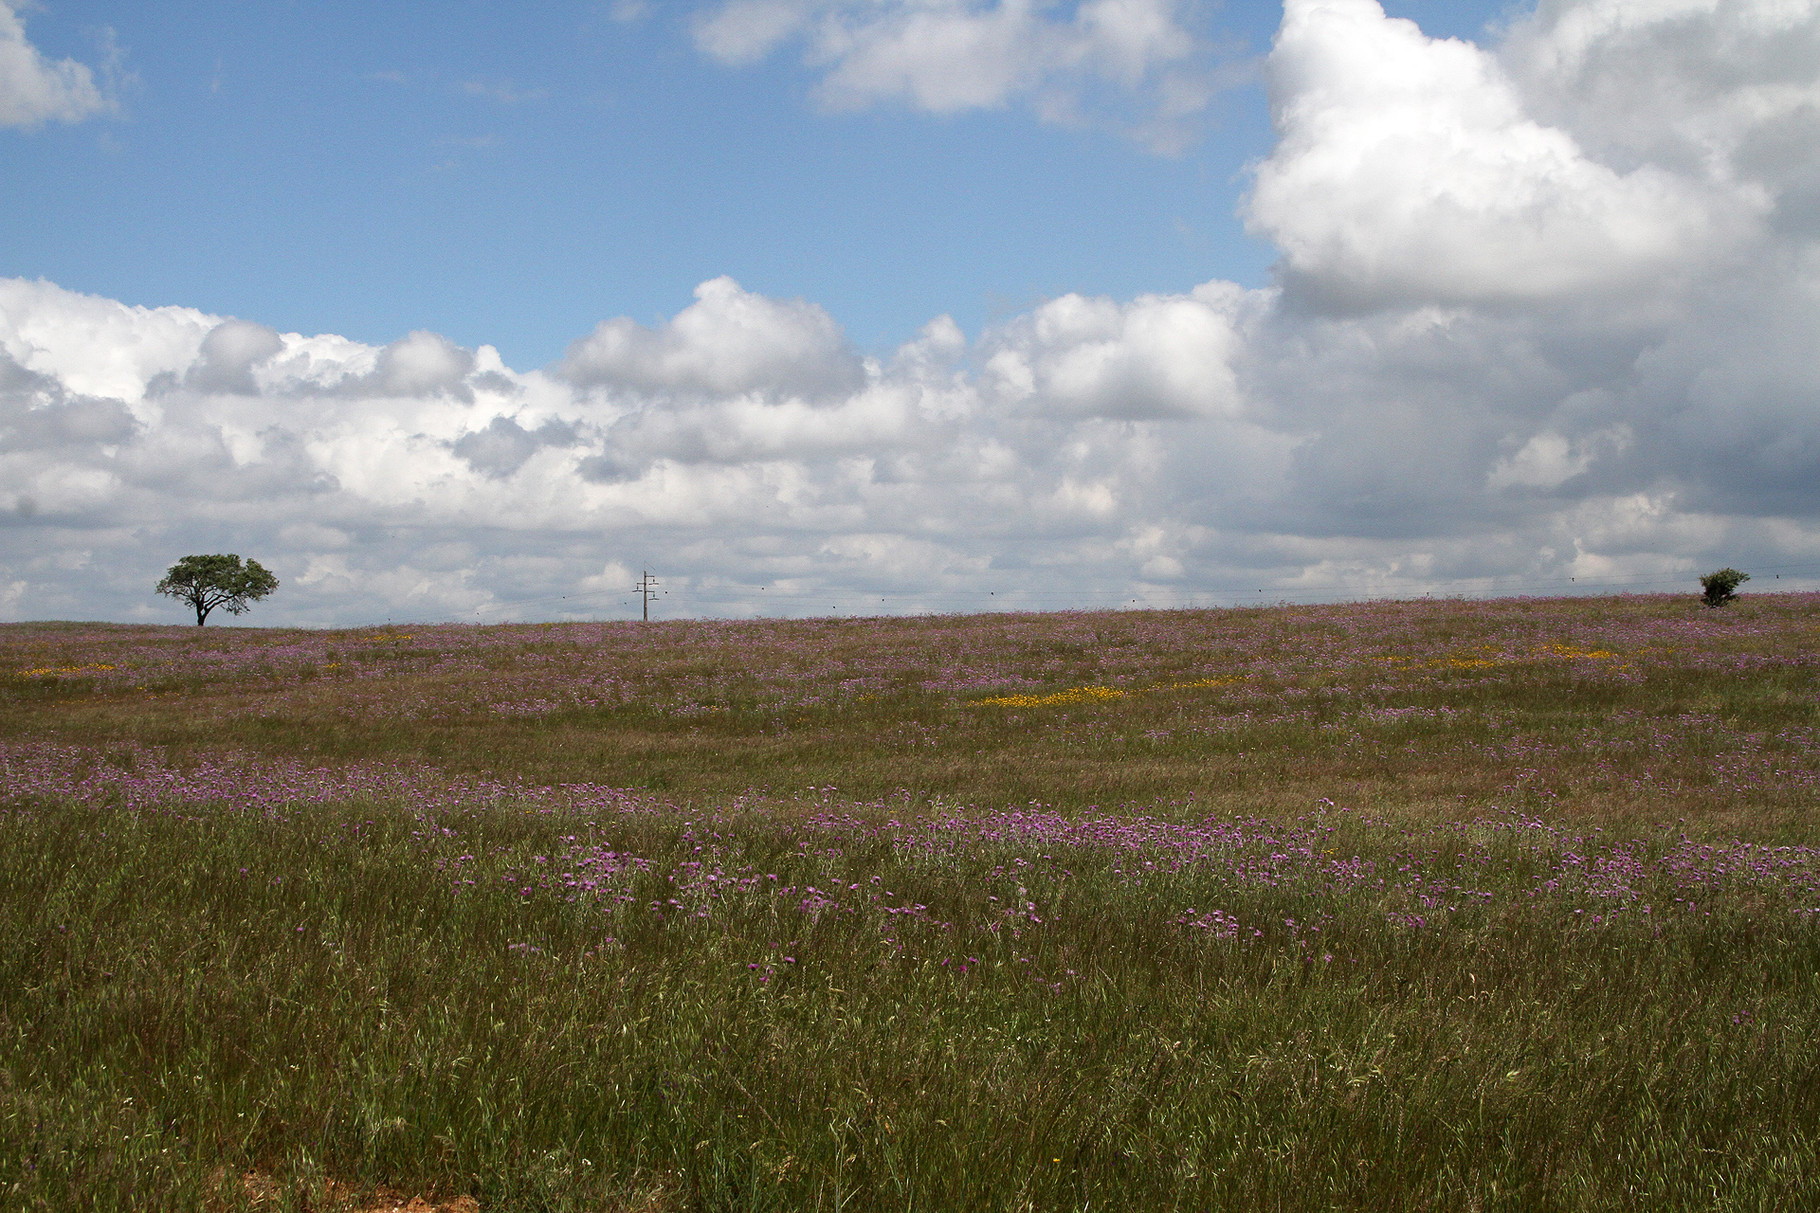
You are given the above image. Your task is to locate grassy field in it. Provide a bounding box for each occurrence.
[3,593,1818,1210]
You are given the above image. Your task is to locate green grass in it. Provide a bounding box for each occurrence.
[4,594,1819,830]
[8,800,1818,1211]
[3,595,1819,1209]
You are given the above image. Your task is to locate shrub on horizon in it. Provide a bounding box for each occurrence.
[1699,567,1749,608]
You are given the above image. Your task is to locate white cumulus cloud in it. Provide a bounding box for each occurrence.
[1245,0,1753,309]
[983,281,1251,419]
[561,276,864,401]
[1502,0,1820,233]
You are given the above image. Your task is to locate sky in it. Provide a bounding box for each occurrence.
[4,0,1820,625]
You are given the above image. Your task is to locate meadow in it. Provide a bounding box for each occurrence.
[3,592,1818,1210]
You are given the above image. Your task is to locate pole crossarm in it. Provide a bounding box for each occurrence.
[636,570,659,621]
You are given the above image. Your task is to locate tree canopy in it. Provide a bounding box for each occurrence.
[155,554,279,625]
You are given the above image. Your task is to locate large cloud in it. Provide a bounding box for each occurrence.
[0,2,111,129]
[4,0,1819,624]
[1244,0,1754,309]
[982,282,1251,420]
[561,276,863,401]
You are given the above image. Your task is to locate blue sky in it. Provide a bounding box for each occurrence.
[12,0,1510,367]
[4,0,1818,625]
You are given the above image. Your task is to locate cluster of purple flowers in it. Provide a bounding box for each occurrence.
[10,739,1814,975]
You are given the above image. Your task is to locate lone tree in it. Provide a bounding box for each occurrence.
[1699,567,1749,609]
[156,554,279,625]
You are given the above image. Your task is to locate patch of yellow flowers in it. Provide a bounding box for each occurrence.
[977,685,1130,708]
[1378,642,1617,671]
[18,663,117,677]
[976,675,1239,709]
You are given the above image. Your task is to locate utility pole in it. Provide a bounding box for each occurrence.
[636,569,659,621]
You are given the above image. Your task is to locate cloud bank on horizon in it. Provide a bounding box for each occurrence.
[4,0,1820,625]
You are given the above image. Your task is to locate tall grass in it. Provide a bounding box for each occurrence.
[3,594,1819,1209]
